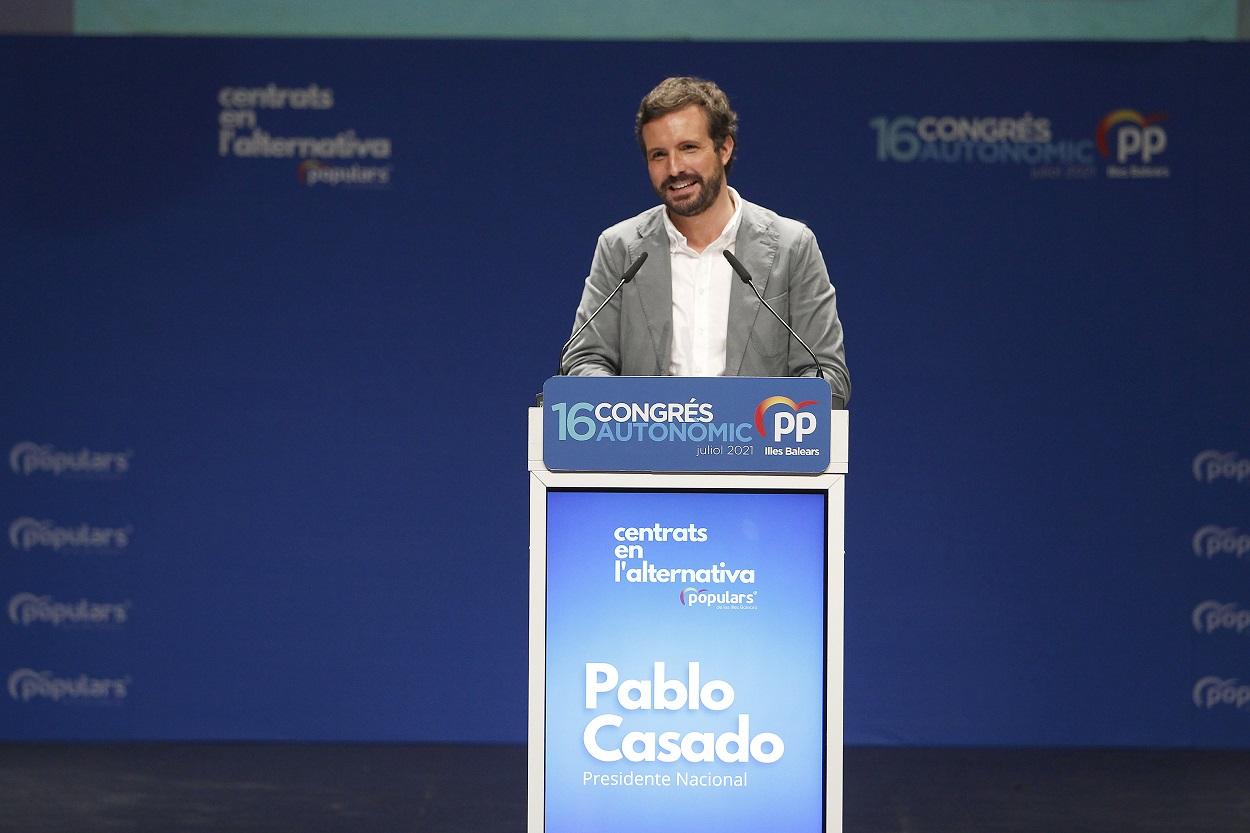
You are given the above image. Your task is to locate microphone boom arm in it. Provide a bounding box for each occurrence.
[722,249,829,384]
[557,251,648,376]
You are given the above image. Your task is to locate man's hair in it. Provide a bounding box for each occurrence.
[635,76,739,173]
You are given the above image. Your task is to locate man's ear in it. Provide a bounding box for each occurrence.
[718,135,735,166]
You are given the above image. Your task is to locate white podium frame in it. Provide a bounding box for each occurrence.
[527,407,848,833]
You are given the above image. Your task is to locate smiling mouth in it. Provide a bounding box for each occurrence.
[666,177,700,196]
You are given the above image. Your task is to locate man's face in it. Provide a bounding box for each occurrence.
[642,105,734,218]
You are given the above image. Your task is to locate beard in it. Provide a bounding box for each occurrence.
[658,161,725,218]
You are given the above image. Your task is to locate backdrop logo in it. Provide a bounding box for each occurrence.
[1096,109,1169,178]
[869,113,1096,177]
[297,159,391,188]
[1192,526,1250,559]
[1193,601,1250,635]
[6,668,130,704]
[1193,450,1250,484]
[7,518,132,552]
[9,442,131,478]
[216,83,394,187]
[7,593,130,628]
[754,396,818,443]
[1193,676,1250,710]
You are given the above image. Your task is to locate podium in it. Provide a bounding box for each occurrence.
[528,376,848,833]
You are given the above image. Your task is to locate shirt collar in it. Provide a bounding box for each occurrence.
[663,187,743,255]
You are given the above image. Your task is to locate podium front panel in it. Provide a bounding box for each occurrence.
[542,488,827,832]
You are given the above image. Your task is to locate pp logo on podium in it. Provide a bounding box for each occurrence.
[754,397,818,443]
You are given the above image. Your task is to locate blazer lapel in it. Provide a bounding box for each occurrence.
[630,210,672,374]
[725,201,779,375]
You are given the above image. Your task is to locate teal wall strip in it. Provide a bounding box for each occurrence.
[72,0,1239,41]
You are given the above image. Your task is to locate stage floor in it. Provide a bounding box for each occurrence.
[2,744,1247,832]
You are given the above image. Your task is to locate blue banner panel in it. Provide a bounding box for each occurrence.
[545,491,825,832]
[2,36,1248,746]
[542,377,832,473]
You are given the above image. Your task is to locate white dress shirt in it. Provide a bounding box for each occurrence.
[664,188,744,376]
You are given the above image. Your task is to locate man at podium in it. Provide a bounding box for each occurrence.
[561,76,851,409]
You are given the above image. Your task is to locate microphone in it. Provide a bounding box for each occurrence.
[722,249,828,384]
[557,251,648,376]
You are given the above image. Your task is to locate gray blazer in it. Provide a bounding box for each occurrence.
[562,198,851,408]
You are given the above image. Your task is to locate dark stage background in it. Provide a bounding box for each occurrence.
[2,37,1248,746]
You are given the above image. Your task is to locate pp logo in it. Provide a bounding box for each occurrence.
[679,587,707,606]
[1096,109,1167,164]
[754,397,818,443]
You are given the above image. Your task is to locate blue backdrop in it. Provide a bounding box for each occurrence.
[2,37,1248,746]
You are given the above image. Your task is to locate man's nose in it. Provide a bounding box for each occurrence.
[666,154,683,177]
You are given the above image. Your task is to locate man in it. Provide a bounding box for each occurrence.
[561,76,851,408]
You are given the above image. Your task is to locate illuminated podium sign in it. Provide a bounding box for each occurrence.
[544,490,826,832]
[541,376,832,473]
[529,377,848,833]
